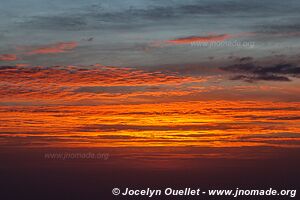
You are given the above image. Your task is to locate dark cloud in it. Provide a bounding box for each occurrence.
[239,132,300,140]
[221,62,300,82]
[238,56,254,62]
[255,19,300,35]
[230,74,291,82]
[0,66,16,70]
[233,115,300,121]
[21,15,88,31]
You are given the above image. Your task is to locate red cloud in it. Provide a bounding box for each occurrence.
[167,34,233,44]
[27,42,77,55]
[0,54,17,61]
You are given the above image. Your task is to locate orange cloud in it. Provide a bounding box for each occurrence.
[167,34,233,44]
[27,42,77,55]
[0,65,205,102]
[0,65,201,87]
[0,54,17,61]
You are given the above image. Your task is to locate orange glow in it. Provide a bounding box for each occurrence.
[1,101,299,148]
[1,65,299,150]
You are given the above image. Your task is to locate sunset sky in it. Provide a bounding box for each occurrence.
[1,0,300,151]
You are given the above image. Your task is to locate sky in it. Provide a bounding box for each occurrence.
[0,0,300,150]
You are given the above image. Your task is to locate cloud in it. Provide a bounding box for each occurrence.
[159,32,252,47]
[166,34,233,44]
[22,15,88,31]
[26,42,77,55]
[230,74,291,82]
[18,5,176,31]
[221,62,300,82]
[0,65,204,102]
[0,65,200,87]
[73,85,169,95]
[0,54,17,61]
[17,0,295,31]
[1,100,299,147]
[255,19,300,36]
[0,42,78,64]
[15,63,29,67]
[239,132,300,140]
[78,123,243,132]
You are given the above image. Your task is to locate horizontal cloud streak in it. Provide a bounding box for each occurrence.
[26,42,77,55]
[0,54,17,61]
[167,34,233,44]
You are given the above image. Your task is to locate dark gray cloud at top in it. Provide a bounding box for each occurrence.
[1,0,300,68]
[10,0,300,31]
